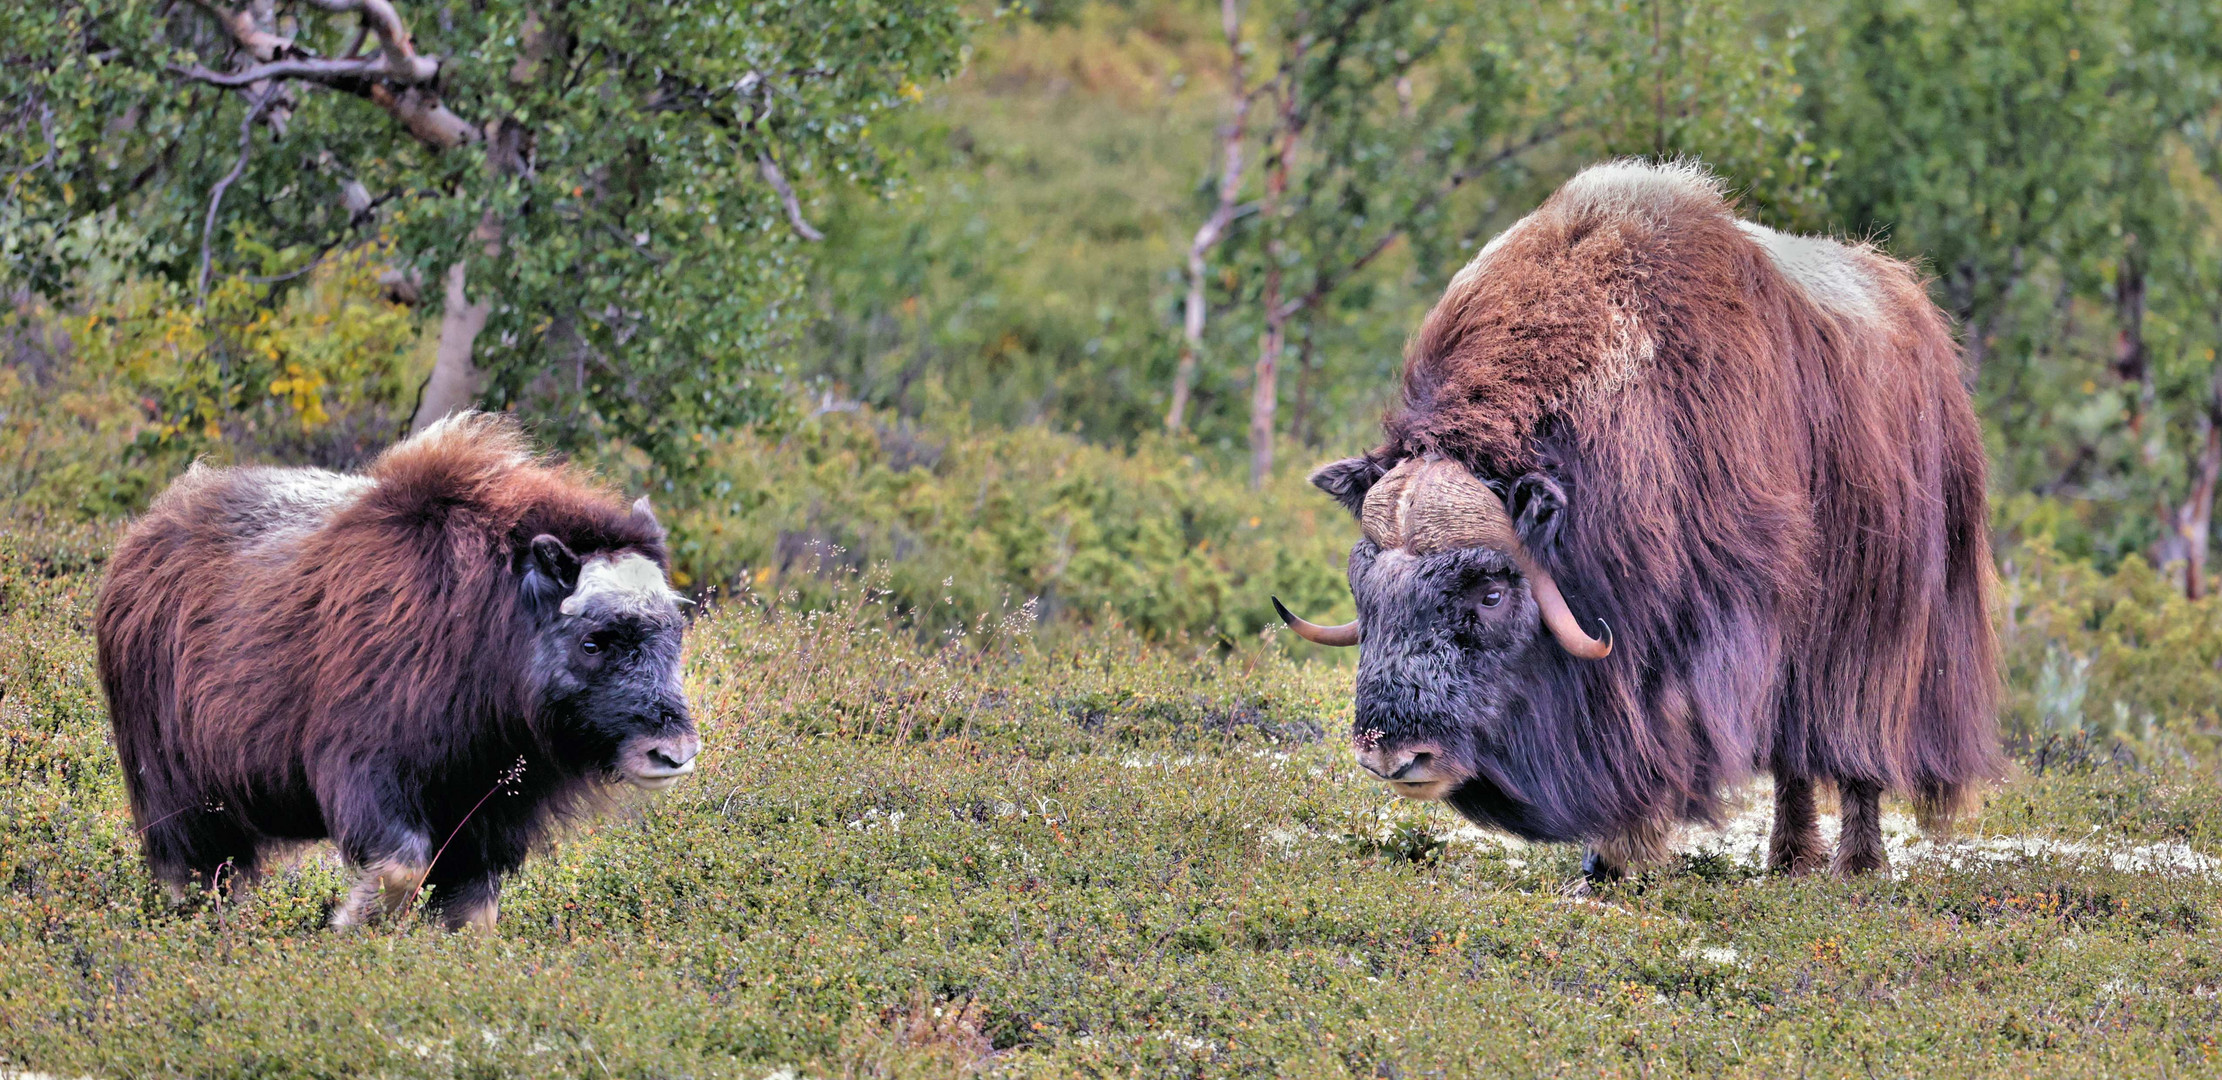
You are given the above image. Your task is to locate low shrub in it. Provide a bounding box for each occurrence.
[1997,537,2222,759]
[666,408,1361,646]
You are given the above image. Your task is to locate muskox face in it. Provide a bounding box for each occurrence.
[1343,538,1537,802]
[1284,456,1610,817]
[521,515,698,791]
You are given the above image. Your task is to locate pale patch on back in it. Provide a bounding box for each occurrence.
[1554,158,1728,225]
[1735,219,1882,322]
[232,467,378,562]
[1552,305,1655,416]
[562,552,683,618]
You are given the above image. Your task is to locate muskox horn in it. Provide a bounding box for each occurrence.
[1360,455,1612,660]
[1513,552,1612,659]
[1273,597,1360,647]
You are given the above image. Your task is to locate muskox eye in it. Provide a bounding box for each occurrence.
[1477,584,1506,609]
[579,636,602,655]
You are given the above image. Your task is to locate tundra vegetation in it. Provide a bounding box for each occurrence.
[3,524,2221,1077]
[5,0,2222,1075]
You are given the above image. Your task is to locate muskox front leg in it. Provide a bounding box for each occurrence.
[429,874,502,933]
[330,832,432,929]
[1767,775,1826,875]
[1580,816,1673,886]
[1832,779,1889,877]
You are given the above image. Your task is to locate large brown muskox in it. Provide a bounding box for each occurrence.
[96,413,698,929]
[1277,161,1999,879]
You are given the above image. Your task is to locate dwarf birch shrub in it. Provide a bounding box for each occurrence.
[668,406,1360,646]
[1999,537,2222,757]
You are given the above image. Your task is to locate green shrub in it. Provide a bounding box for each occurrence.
[1,253,427,522]
[666,407,1362,647]
[1998,536,2222,758]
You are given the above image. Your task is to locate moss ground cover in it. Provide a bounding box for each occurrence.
[2,527,2219,1079]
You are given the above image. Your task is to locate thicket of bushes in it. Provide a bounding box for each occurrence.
[666,407,1358,645]
[11,295,2222,763]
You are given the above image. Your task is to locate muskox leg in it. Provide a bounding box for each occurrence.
[139,803,262,898]
[1766,776,1826,875]
[429,874,502,933]
[1581,816,1674,885]
[329,827,432,928]
[1831,779,1890,877]
[331,856,431,928]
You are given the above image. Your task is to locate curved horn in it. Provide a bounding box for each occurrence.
[1512,553,1612,659]
[1273,597,1360,647]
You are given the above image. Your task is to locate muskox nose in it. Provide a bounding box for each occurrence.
[1355,744,1427,781]
[645,732,700,773]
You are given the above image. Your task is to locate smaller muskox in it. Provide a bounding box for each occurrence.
[96,413,698,929]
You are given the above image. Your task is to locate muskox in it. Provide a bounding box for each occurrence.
[1278,161,1999,879]
[96,413,699,928]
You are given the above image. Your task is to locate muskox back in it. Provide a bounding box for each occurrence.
[97,414,694,926]
[99,463,383,875]
[1321,160,1997,877]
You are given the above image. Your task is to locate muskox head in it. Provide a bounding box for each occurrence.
[520,498,699,790]
[1278,455,1609,814]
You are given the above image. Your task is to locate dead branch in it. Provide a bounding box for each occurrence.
[367,84,479,148]
[1270,123,1566,323]
[168,55,431,88]
[199,87,279,301]
[176,0,458,151]
[297,0,438,81]
[1165,0,1257,433]
[756,150,823,242]
[186,0,292,62]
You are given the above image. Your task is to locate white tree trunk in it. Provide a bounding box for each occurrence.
[1248,310,1283,489]
[410,260,493,433]
[1165,0,1253,434]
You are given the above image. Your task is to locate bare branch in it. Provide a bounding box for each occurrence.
[756,150,824,242]
[368,84,479,148]
[168,54,431,88]
[199,87,278,301]
[173,0,459,151]
[1166,0,1256,433]
[297,0,437,81]
[1270,123,1566,323]
[185,0,291,61]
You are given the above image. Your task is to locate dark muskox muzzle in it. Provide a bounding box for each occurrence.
[1275,455,1610,660]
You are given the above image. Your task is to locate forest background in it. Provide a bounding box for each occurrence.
[6,0,2222,755]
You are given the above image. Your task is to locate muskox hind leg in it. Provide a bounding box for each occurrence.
[1766,775,1826,875]
[1831,779,1889,877]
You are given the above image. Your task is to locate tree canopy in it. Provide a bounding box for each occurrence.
[4,0,970,470]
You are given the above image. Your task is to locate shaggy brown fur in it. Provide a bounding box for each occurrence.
[96,413,687,926]
[1350,161,1999,875]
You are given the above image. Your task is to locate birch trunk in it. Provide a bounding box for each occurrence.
[410,260,493,433]
[1165,0,1252,434]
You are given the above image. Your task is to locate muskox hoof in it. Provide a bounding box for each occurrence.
[330,859,429,929]
[1829,851,1891,879]
[1577,847,1633,890]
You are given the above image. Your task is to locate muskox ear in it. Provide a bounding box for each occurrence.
[523,534,582,612]
[1508,474,1567,550]
[631,495,665,539]
[1308,458,1386,517]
